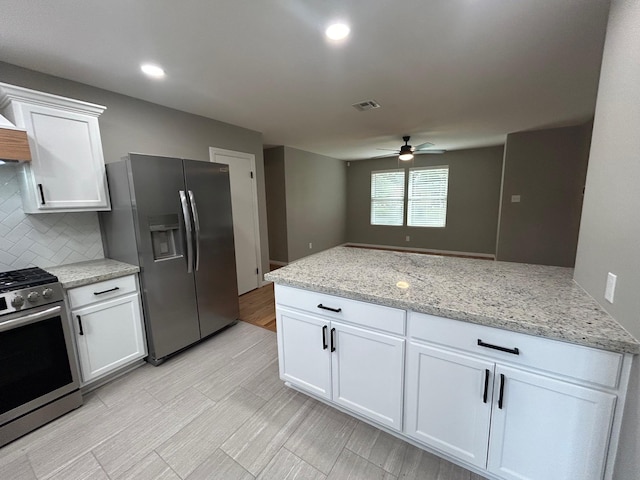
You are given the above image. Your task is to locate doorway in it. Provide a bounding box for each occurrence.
[209,147,262,295]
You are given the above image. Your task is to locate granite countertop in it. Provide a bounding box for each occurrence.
[45,259,140,289]
[265,246,640,354]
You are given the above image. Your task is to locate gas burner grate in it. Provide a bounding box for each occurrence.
[0,267,58,293]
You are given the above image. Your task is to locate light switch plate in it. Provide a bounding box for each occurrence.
[605,272,617,303]
[511,195,521,203]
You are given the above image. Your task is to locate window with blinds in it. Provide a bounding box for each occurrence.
[407,166,449,227]
[370,169,405,226]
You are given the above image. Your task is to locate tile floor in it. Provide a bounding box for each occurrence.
[0,321,487,480]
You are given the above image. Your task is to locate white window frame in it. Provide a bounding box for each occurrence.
[370,169,405,226]
[407,165,449,228]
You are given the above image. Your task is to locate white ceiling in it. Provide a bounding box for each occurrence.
[0,0,611,160]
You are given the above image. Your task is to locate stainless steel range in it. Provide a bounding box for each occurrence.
[0,267,82,447]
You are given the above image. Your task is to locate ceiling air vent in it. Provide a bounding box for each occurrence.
[352,100,381,112]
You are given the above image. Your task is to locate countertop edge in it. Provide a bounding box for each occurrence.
[45,259,140,289]
[266,275,640,355]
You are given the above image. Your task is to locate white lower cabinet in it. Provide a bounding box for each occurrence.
[276,298,405,431]
[275,286,629,480]
[405,341,617,479]
[278,308,331,399]
[69,275,146,384]
[331,321,405,430]
[405,342,494,468]
[405,312,625,480]
[487,365,616,480]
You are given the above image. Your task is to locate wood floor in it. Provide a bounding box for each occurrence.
[0,321,487,480]
[239,283,276,332]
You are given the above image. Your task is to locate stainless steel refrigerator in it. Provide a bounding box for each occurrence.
[99,154,239,365]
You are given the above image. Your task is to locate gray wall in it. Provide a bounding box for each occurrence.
[496,123,591,267]
[573,0,640,478]
[346,146,504,255]
[0,62,271,277]
[283,147,347,262]
[264,147,288,263]
[263,146,347,263]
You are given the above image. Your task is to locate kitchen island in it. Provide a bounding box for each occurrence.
[265,246,638,353]
[265,246,639,480]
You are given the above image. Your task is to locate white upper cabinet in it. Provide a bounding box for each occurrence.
[0,82,111,213]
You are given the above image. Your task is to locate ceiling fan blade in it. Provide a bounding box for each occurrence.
[414,142,435,150]
[370,153,397,159]
[416,149,446,154]
[376,148,401,152]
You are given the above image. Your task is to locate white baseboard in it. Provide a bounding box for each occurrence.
[344,242,495,259]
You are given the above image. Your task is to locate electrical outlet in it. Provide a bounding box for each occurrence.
[511,195,521,203]
[406,235,410,242]
[605,272,617,303]
[309,242,313,249]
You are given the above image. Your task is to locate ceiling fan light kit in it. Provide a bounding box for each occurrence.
[399,136,414,161]
[372,135,444,160]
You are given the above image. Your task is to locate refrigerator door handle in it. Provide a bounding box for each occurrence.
[179,190,194,273]
[188,190,201,271]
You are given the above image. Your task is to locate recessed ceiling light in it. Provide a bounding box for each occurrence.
[325,23,350,41]
[140,63,166,78]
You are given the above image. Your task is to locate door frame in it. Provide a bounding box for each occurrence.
[209,146,264,289]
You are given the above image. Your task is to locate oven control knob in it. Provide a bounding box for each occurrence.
[11,295,24,308]
[27,291,41,303]
[42,288,54,299]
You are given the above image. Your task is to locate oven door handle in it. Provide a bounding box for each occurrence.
[0,306,62,333]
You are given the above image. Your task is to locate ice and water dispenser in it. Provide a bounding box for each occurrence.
[149,214,181,261]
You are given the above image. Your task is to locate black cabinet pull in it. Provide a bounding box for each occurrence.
[318,304,342,313]
[477,339,520,355]
[77,315,84,335]
[37,183,46,205]
[322,325,328,350]
[330,327,336,352]
[498,374,505,409]
[483,369,490,403]
[94,286,120,296]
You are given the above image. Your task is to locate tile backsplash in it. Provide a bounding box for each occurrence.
[0,164,104,272]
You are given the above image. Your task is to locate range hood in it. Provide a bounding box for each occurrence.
[0,113,31,162]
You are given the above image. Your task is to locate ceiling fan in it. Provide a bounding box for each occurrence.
[375,135,445,160]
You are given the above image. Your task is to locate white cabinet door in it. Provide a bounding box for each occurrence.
[487,365,616,480]
[405,342,494,467]
[276,307,332,399]
[331,321,405,431]
[73,293,146,382]
[18,102,110,212]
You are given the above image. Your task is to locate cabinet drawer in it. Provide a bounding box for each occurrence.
[408,312,623,389]
[68,275,137,309]
[275,285,405,335]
